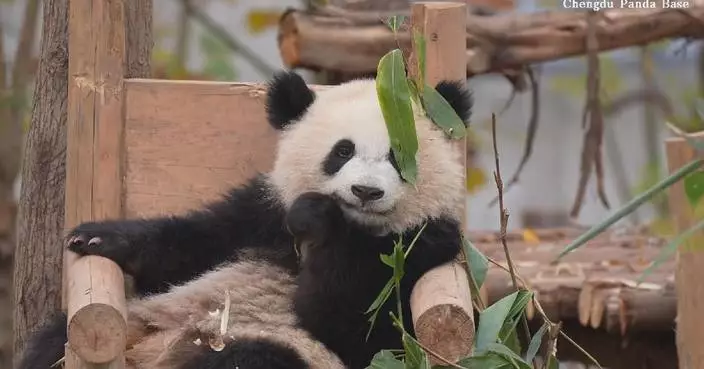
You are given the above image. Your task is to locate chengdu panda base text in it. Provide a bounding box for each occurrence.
[17,70,472,369]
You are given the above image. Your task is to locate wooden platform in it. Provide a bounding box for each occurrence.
[470,227,676,335]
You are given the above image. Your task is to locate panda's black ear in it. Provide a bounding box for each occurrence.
[265,71,316,130]
[434,80,472,127]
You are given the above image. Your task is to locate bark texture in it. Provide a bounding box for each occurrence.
[12,0,152,362]
[12,0,69,362]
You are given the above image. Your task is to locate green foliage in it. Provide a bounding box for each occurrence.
[402,331,432,369]
[366,224,427,339]
[377,49,420,184]
[463,237,488,290]
[442,351,514,369]
[475,291,533,352]
[684,172,704,208]
[638,218,704,282]
[421,85,467,139]
[199,30,237,81]
[558,158,704,259]
[367,351,405,369]
[525,323,548,363]
[384,15,406,33]
[631,161,669,217]
[376,17,467,186]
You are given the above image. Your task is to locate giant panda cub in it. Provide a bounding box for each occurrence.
[17,70,472,369]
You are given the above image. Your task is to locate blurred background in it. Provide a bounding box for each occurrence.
[2,0,702,367]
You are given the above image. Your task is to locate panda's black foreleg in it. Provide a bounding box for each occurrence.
[15,311,68,369]
[284,192,349,247]
[179,339,310,369]
[399,215,463,289]
[64,176,292,296]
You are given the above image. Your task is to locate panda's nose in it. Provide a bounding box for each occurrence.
[351,185,385,201]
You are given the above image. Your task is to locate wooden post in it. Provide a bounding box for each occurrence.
[665,131,704,369]
[64,0,128,367]
[407,3,475,365]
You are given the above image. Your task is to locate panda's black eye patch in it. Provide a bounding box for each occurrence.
[335,141,354,158]
[323,139,355,175]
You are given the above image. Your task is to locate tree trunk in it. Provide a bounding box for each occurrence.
[12,0,152,363]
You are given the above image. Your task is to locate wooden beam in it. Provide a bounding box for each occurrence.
[665,131,704,369]
[278,6,704,76]
[65,0,128,367]
[407,3,474,366]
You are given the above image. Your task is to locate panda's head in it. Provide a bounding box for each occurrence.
[266,71,472,234]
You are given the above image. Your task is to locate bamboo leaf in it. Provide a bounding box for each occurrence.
[393,240,406,283]
[684,172,704,208]
[482,343,533,369]
[380,253,394,268]
[525,323,549,363]
[638,218,704,283]
[445,352,513,369]
[462,237,488,289]
[558,158,704,259]
[384,15,406,33]
[506,290,533,320]
[498,291,533,353]
[421,84,467,139]
[367,350,405,369]
[402,333,431,369]
[501,327,522,356]
[546,355,559,369]
[377,49,419,184]
[475,291,519,350]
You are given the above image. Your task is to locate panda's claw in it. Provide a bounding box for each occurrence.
[87,237,102,247]
[67,235,86,247]
[64,223,135,271]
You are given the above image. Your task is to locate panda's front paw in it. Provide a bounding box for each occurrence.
[285,192,346,246]
[65,222,133,268]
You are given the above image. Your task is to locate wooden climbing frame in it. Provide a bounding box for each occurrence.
[62,1,474,368]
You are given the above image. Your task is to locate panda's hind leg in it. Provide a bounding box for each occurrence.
[179,338,309,369]
[15,311,68,369]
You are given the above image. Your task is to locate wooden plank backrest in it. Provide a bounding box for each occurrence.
[123,79,279,217]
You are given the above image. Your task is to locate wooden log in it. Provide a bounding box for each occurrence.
[278,5,704,76]
[485,270,677,334]
[66,258,127,364]
[65,0,128,367]
[406,3,474,366]
[665,131,704,369]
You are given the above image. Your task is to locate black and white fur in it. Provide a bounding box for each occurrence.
[17,70,472,369]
